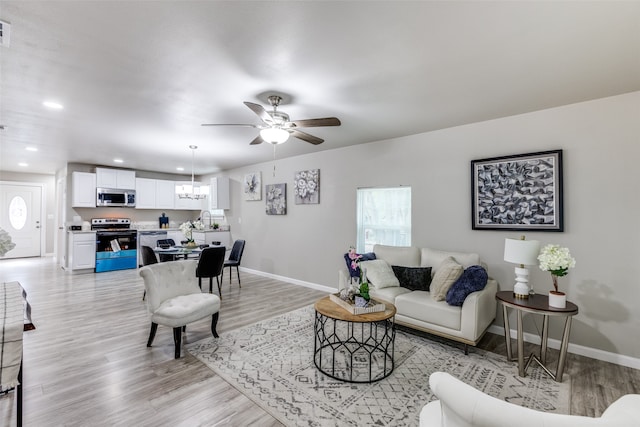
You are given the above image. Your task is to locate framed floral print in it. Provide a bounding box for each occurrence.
[265,183,286,215]
[244,172,262,201]
[294,169,320,204]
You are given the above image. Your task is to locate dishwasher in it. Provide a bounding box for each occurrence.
[137,230,168,266]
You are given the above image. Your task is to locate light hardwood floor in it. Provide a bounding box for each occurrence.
[1,257,638,426]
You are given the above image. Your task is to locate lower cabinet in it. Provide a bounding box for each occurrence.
[192,231,232,248]
[67,231,96,271]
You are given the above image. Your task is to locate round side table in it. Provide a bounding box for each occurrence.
[496,290,578,382]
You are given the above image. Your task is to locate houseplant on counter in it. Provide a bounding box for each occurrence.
[538,244,576,308]
[179,220,205,248]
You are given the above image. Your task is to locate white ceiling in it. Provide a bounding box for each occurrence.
[1,1,639,176]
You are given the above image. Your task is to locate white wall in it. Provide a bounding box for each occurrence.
[214,91,640,360]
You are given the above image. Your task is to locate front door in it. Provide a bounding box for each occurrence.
[0,183,43,258]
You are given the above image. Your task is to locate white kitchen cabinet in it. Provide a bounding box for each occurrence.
[174,181,207,210]
[209,176,230,210]
[135,178,175,210]
[156,180,175,209]
[71,171,97,207]
[67,231,96,271]
[96,167,136,190]
[135,178,156,209]
[192,230,232,248]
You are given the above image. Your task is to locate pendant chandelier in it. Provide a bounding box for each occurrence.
[177,145,208,200]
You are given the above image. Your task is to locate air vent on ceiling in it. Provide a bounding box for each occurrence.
[0,20,11,47]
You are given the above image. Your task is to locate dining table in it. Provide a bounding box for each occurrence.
[153,244,226,261]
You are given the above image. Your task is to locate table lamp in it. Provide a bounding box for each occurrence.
[504,236,540,299]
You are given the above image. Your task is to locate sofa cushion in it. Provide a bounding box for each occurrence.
[446,265,489,306]
[392,265,432,291]
[395,291,461,330]
[421,248,481,272]
[370,286,412,304]
[360,259,400,289]
[430,257,464,301]
[344,251,376,279]
[373,244,421,267]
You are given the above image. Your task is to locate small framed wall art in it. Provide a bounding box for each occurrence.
[294,169,320,204]
[265,183,287,215]
[244,172,262,201]
[471,149,563,231]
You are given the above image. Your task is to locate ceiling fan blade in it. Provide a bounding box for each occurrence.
[290,129,324,145]
[201,123,258,128]
[291,117,341,128]
[244,102,274,124]
[249,135,265,145]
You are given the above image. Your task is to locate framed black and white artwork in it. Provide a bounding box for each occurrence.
[265,183,287,215]
[294,169,320,204]
[244,172,262,201]
[471,150,563,231]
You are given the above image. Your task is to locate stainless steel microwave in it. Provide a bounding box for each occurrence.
[96,188,136,207]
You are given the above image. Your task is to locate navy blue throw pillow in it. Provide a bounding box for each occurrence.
[344,252,376,278]
[446,265,488,306]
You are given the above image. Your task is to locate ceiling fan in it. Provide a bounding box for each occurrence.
[201,95,341,145]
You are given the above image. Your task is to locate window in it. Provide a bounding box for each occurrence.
[356,186,411,253]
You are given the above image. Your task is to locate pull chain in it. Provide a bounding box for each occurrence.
[273,143,277,177]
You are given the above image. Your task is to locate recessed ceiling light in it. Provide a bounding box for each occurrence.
[26,147,38,152]
[113,158,124,163]
[176,167,185,171]
[18,162,28,167]
[43,100,64,110]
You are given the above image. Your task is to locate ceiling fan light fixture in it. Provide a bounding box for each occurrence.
[260,127,289,144]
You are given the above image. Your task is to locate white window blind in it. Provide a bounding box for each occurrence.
[356,186,411,253]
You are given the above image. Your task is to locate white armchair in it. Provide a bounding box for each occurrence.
[420,372,640,427]
[139,260,221,359]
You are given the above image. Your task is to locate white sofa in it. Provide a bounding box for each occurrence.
[421,372,640,427]
[339,245,498,350]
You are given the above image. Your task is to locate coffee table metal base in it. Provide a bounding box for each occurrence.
[313,310,395,383]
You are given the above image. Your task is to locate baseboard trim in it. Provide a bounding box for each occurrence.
[242,267,640,370]
[487,325,640,370]
[239,267,335,294]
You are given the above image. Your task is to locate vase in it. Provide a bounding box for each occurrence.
[185,241,197,249]
[548,291,566,308]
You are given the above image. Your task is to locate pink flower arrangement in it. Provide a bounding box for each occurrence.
[347,247,362,272]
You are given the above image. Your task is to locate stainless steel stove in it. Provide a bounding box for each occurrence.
[91,218,137,272]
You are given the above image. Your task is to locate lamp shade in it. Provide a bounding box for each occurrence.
[260,127,290,144]
[504,238,540,266]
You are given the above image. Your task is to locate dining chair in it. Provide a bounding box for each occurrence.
[221,239,245,288]
[157,239,176,262]
[141,245,159,300]
[196,246,226,296]
[139,260,220,359]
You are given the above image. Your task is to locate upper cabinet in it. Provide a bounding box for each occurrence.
[96,167,136,190]
[136,178,176,210]
[210,177,230,210]
[71,171,97,208]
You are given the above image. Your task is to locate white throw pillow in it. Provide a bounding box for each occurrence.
[360,259,400,289]
[430,257,463,301]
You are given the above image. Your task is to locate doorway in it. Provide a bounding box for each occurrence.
[0,183,43,258]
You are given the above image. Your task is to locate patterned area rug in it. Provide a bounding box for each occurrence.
[187,305,570,426]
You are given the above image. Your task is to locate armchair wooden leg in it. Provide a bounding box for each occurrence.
[211,312,220,338]
[216,276,222,298]
[147,322,158,347]
[173,327,182,359]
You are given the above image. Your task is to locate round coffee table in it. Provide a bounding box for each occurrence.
[313,295,396,383]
